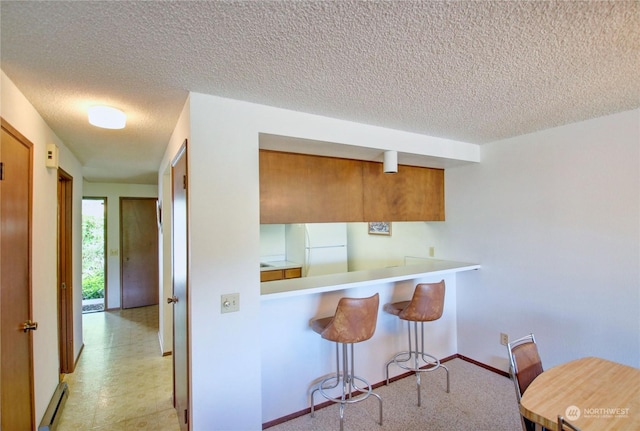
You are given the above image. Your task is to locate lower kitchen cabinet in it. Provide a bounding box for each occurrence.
[260,267,302,282]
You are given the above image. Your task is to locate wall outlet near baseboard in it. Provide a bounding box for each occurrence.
[500,333,509,346]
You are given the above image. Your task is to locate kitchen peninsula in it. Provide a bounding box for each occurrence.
[258,153,481,425]
[260,257,480,425]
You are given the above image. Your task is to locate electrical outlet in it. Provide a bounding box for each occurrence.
[429,246,435,257]
[500,333,509,346]
[221,293,239,313]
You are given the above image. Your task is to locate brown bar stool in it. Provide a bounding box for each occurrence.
[310,293,382,431]
[384,280,450,406]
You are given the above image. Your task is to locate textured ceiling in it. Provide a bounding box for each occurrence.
[1,1,639,184]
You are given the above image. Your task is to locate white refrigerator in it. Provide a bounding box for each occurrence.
[285,223,348,277]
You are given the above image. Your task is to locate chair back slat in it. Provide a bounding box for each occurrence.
[512,342,543,395]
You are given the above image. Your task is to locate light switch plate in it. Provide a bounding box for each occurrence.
[221,293,239,313]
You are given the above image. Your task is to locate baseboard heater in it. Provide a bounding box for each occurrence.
[38,381,69,431]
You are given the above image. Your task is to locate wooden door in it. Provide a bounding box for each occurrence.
[1,120,35,429]
[57,170,74,374]
[120,198,159,309]
[172,142,189,430]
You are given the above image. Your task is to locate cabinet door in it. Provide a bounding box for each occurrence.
[284,267,302,279]
[362,162,445,221]
[261,270,284,282]
[260,150,364,223]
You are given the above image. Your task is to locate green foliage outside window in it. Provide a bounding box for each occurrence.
[82,215,105,300]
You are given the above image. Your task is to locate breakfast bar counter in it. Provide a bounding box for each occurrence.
[260,258,480,300]
[259,257,480,425]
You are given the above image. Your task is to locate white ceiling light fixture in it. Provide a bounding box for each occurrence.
[88,105,126,129]
[383,150,398,174]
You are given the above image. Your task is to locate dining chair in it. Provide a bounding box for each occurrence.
[506,333,544,431]
[558,415,582,431]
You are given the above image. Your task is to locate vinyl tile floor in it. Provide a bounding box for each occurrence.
[58,305,180,431]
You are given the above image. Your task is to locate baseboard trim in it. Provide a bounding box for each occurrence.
[73,343,85,371]
[261,354,502,429]
[158,331,173,356]
[456,354,509,378]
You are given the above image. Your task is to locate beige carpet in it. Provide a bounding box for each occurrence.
[266,358,522,431]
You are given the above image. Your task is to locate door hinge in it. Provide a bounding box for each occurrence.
[183,175,187,190]
[0,162,4,180]
[184,408,188,424]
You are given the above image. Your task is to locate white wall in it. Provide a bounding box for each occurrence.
[170,93,639,426]
[1,70,84,424]
[347,222,438,270]
[167,92,477,430]
[259,224,286,259]
[82,182,158,309]
[428,109,640,370]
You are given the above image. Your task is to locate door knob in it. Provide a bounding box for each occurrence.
[167,296,179,304]
[23,320,38,332]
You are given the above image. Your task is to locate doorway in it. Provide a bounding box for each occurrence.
[82,198,107,313]
[171,141,189,430]
[58,169,75,375]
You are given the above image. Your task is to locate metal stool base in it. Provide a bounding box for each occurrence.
[384,321,450,406]
[310,342,382,431]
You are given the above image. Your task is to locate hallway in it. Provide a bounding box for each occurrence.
[58,305,180,430]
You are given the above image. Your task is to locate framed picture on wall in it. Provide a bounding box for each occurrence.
[368,222,391,236]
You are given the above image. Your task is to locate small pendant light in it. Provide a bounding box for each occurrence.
[383,150,398,174]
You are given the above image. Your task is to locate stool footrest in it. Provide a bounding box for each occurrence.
[385,350,450,407]
[387,350,442,372]
[314,374,376,405]
[311,373,383,430]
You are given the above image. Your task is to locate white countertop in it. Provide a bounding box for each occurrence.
[260,258,480,300]
[260,260,302,272]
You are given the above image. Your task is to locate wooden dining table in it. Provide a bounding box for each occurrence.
[519,356,639,431]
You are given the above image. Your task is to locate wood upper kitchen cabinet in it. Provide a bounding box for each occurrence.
[260,150,364,223]
[259,150,445,223]
[362,162,445,221]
